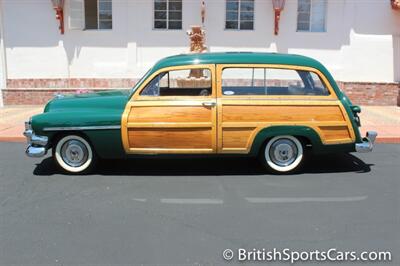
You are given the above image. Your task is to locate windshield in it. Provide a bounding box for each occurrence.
[129,67,153,96]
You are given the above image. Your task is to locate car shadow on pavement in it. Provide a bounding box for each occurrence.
[33,152,373,176]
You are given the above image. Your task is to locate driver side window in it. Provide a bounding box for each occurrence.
[140,68,212,97]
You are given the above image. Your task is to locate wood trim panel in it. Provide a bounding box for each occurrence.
[222,127,255,149]
[128,106,212,123]
[217,100,355,153]
[221,121,348,128]
[124,102,217,154]
[128,128,212,149]
[128,148,214,154]
[127,122,213,128]
[222,105,345,123]
[122,64,217,154]
[319,126,352,143]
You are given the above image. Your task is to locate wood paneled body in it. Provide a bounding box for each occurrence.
[215,64,355,154]
[217,99,355,153]
[121,63,356,155]
[125,101,217,153]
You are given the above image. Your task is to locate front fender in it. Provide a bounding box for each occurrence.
[30,110,125,158]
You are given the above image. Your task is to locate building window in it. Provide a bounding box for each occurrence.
[297,0,326,32]
[225,0,254,30]
[154,0,182,30]
[84,0,112,30]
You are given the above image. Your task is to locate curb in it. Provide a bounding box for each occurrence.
[1,136,399,144]
[375,137,400,144]
[0,136,26,142]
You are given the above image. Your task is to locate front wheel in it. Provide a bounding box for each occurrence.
[53,135,96,174]
[260,135,304,173]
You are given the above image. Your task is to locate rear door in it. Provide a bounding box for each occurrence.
[216,64,355,154]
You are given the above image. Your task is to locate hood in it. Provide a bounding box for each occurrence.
[44,89,130,112]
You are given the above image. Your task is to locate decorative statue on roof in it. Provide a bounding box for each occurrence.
[391,0,400,10]
[186,1,207,54]
[185,1,208,79]
[187,26,207,53]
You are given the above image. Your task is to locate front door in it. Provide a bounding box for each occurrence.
[122,64,217,154]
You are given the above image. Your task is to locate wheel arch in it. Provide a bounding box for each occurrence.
[48,129,125,159]
[50,131,98,154]
[249,125,324,156]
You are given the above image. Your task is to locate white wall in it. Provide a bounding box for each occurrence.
[0,0,6,106]
[1,0,400,82]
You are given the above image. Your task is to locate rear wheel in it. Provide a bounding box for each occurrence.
[53,135,95,174]
[260,135,304,173]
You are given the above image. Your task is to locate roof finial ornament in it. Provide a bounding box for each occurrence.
[272,0,285,35]
[201,0,206,26]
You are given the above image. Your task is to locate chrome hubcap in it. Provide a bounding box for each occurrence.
[269,138,298,167]
[61,140,88,167]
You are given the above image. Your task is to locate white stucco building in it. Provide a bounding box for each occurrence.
[0,0,399,105]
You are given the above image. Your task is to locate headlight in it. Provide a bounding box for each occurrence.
[25,117,32,131]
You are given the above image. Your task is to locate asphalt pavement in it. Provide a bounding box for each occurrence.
[0,142,399,265]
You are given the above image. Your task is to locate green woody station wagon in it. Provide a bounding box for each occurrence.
[24,52,377,174]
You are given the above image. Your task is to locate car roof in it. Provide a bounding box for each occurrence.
[153,52,326,71]
[131,51,345,104]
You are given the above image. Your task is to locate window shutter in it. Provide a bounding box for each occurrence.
[69,0,85,30]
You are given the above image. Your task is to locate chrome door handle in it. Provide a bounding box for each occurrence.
[202,101,216,107]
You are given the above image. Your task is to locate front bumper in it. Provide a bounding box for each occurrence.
[26,145,47,158]
[355,131,377,153]
[24,120,49,158]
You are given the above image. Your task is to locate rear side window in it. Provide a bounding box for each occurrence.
[221,67,330,96]
[141,68,212,97]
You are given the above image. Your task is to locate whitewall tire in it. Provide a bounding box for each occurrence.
[261,135,304,173]
[54,135,95,174]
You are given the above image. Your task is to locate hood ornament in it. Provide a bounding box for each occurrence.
[54,93,64,99]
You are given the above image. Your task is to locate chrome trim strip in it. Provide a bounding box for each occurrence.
[43,125,121,131]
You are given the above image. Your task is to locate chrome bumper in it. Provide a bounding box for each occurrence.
[26,145,47,158]
[24,120,48,158]
[355,131,377,153]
